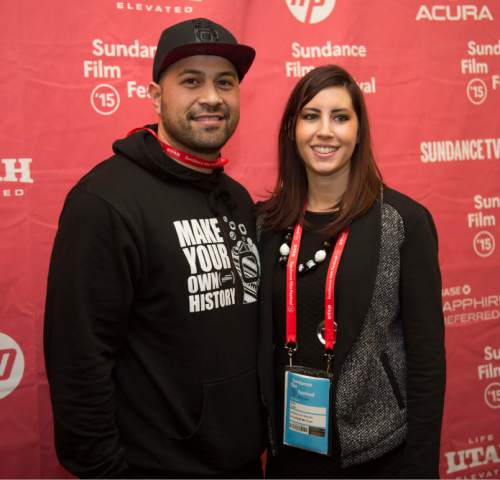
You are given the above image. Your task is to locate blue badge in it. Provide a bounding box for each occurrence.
[283,368,332,455]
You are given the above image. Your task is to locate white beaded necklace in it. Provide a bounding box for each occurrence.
[278,208,339,274]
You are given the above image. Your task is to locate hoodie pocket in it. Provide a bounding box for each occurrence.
[182,368,264,470]
[380,352,405,410]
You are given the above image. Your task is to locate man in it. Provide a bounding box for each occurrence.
[44,18,264,478]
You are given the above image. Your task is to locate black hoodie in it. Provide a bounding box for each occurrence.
[44,126,264,478]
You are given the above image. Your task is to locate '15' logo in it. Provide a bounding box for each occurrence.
[286,0,336,24]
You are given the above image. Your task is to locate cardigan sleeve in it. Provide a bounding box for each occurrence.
[399,206,446,478]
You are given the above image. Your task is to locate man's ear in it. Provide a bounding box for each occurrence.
[148,82,162,114]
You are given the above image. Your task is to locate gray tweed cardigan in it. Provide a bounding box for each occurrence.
[257,187,446,478]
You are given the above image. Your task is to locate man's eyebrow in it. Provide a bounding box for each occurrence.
[176,69,238,78]
[217,71,238,79]
[177,69,204,77]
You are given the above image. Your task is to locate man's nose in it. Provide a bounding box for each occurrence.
[198,83,223,107]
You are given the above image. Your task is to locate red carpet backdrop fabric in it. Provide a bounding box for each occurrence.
[0,0,499,478]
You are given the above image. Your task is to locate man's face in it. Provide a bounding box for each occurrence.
[150,55,240,159]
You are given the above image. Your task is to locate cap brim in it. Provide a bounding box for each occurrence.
[157,43,256,82]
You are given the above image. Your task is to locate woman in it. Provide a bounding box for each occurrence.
[257,65,446,478]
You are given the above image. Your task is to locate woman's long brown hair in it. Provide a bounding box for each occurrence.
[261,65,382,236]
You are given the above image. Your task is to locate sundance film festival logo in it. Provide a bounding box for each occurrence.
[467,78,488,105]
[473,231,495,258]
[484,382,500,409]
[91,84,121,115]
[286,0,336,24]
[0,333,25,400]
[0,158,34,198]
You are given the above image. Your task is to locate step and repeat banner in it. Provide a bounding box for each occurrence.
[0,0,499,477]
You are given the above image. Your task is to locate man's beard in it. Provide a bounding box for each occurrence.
[160,99,239,155]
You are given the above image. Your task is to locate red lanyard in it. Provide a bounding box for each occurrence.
[286,222,349,361]
[127,127,229,169]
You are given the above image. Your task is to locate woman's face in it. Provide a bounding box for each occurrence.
[295,86,359,181]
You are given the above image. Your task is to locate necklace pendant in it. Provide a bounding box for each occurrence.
[305,259,316,271]
[314,249,327,263]
[279,243,290,256]
[278,229,333,273]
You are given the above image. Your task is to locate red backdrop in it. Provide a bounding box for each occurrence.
[1,0,499,477]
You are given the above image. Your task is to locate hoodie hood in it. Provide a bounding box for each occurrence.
[112,124,235,214]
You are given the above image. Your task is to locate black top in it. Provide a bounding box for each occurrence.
[44,125,264,477]
[272,211,338,372]
[271,211,342,476]
[269,212,405,479]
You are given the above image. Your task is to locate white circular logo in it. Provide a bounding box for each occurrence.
[286,0,336,24]
[467,78,487,105]
[91,84,120,115]
[473,231,495,257]
[0,332,25,400]
[484,382,500,409]
[462,284,471,295]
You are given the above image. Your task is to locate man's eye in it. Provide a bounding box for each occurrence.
[182,78,199,87]
[218,79,235,89]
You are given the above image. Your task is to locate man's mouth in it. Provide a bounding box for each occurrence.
[190,113,226,125]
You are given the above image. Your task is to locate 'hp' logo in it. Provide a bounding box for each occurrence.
[0,333,25,400]
[286,0,336,24]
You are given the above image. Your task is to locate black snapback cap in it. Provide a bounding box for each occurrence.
[152,18,256,83]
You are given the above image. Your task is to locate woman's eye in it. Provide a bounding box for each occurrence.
[302,113,318,121]
[335,115,349,122]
